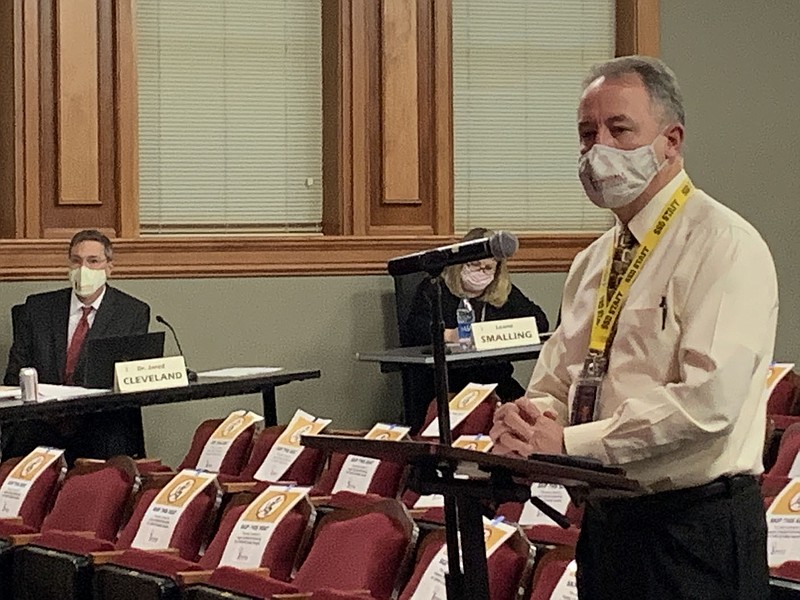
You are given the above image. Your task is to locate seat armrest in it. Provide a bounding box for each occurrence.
[222,482,259,494]
[177,570,214,586]
[90,550,127,565]
[7,532,42,546]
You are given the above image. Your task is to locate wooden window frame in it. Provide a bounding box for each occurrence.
[0,0,658,280]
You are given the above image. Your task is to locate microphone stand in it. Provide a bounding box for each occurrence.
[421,269,490,600]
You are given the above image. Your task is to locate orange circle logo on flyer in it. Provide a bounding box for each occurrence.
[290,424,313,445]
[167,480,195,504]
[256,494,286,520]
[19,456,45,479]
[457,391,479,409]
[222,417,245,437]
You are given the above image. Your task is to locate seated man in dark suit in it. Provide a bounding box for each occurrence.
[3,229,151,462]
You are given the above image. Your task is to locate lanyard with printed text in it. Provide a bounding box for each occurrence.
[588,178,694,354]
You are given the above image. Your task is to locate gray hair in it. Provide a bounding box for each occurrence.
[69,229,114,261]
[583,55,685,126]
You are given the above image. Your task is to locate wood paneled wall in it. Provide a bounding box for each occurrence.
[0,0,658,279]
[2,0,136,241]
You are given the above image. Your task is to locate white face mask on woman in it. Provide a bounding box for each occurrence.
[578,136,666,209]
[69,266,107,298]
[461,266,494,294]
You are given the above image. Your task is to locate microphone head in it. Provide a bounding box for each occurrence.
[489,231,519,260]
[155,315,166,324]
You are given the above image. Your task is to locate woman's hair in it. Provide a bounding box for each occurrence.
[443,227,512,307]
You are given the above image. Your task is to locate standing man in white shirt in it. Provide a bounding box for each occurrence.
[489,56,777,599]
[4,230,151,462]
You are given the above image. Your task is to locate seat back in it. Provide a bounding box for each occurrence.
[10,303,26,341]
[417,392,499,439]
[239,426,325,484]
[178,417,257,476]
[0,453,66,530]
[398,526,534,600]
[312,451,407,499]
[291,498,418,600]
[40,456,139,541]
[528,546,574,600]
[393,273,429,348]
[768,371,800,416]
[199,490,316,581]
[115,472,223,561]
[766,423,800,477]
[393,273,440,431]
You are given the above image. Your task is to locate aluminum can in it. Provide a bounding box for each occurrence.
[19,367,39,402]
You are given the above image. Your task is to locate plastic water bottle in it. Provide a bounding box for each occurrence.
[456,298,476,350]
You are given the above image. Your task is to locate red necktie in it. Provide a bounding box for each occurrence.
[65,306,93,384]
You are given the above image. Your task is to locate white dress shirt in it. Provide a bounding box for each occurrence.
[527,170,779,493]
[67,287,106,347]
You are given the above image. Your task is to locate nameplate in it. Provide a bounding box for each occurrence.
[115,356,189,393]
[471,317,540,351]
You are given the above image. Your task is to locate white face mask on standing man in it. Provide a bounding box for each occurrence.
[578,132,667,210]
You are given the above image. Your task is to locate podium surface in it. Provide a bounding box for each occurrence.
[302,434,640,493]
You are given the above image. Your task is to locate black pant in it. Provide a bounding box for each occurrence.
[576,475,769,600]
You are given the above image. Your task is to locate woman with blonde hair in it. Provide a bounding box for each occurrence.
[406,227,549,405]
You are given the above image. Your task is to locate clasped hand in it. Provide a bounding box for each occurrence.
[489,398,564,457]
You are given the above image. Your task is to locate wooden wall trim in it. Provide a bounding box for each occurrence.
[381,0,420,205]
[54,0,100,205]
[21,0,40,237]
[321,0,352,236]
[432,0,453,235]
[616,0,660,57]
[0,0,17,238]
[0,234,599,279]
[115,0,139,237]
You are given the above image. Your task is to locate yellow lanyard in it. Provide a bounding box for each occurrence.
[589,178,694,354]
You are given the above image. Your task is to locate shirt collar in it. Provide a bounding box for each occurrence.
[624,169,689,243]
[70,286,107,315]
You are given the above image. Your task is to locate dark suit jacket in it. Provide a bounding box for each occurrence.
[4,285,150,386]
[3,285,151,461]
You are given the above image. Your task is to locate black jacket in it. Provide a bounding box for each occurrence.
[4,286,151,386]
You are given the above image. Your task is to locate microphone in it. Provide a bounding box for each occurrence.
[155,315,198,382]
[387,231,519,276]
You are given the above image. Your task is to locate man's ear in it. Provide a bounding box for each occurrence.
[663,123,684,159]
[106,260,114,277]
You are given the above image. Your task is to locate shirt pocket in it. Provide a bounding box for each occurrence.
[615,291,680,367]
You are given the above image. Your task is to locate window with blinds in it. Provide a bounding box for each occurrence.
[136,0,322,234]
[453,0,616,233]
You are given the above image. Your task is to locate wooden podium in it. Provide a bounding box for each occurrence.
[302,435,641,600]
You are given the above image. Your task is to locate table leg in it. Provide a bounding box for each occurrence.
[262,385,277,426]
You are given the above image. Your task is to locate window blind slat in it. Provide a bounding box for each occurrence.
[453,0,616,232]
[137,0,322,232]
